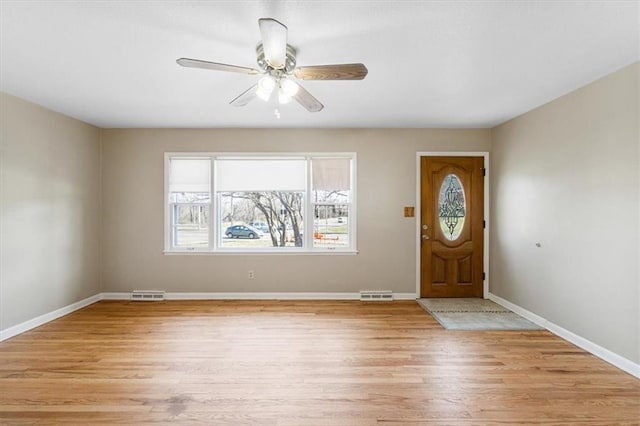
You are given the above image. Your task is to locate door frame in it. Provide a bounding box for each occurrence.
[415,152,490,299]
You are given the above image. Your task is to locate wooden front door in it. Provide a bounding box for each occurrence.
[420,156,484,298]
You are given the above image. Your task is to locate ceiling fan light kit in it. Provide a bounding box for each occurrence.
[256,76,276,101]
[177,18,368,115]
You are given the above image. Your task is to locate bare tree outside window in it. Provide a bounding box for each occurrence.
[220,192,304,247]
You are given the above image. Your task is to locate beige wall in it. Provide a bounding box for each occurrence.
[491,63,639,363]
[101,128,490,294]
[0,92,101,330]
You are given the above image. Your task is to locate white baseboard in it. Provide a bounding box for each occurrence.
[389,292,417,300]
[0,293,101,342]
[170,292,361,300]
[100,292,131,300]
[488,292,640,379]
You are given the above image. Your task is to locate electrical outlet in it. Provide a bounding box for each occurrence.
[248,270,255,280]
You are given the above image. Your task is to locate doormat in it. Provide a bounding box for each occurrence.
[417,298,543,330]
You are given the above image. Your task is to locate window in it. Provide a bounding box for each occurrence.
[167,158,211,250]
[438,173,465,241]
[216,157,306,250]
[312,158,352,249]
[165,153,356,253]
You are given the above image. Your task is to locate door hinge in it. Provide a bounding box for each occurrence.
[482,168,486,177]
[482,272,486,281]
[483,220,486,229]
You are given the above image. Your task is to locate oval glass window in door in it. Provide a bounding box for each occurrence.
[438,174,466,240]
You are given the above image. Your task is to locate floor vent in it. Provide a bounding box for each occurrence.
[360,290,393,302]
[130,290,166,301]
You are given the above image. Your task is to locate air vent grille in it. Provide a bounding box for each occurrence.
[131,290,166,301]
[360,290,393,302]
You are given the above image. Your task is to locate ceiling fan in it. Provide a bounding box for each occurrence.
[177,18,368,113]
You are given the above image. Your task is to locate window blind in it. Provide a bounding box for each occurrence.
[312,158,351,191]
[216,159,306,191]
[169,158,211,193]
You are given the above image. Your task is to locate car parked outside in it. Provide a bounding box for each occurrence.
[225,225,263,239]
[248,221,270,233]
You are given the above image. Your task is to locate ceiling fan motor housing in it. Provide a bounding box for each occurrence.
[256,43,297,73]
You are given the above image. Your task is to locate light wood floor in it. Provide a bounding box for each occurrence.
[0,300,638,425]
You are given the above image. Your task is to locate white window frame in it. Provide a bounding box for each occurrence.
[164,152,357,255]
[164,154,213,253]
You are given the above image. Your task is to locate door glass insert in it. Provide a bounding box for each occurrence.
[438,174,466,240]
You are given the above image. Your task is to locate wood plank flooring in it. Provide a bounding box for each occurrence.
[0,300,638,425]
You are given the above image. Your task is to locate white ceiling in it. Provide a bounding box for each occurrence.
[1,1,638,129]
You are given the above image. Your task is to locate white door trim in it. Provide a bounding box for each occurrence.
[415,152,490,298]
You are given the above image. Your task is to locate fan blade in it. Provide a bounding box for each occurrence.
[291,82,324,112]
[229,84,259,107]
[176,58,260,75]
[293,63,368,80]
[258,18,287,69]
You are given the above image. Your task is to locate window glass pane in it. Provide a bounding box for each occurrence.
[438,173,466,241]
[312,189,350,204]
[170,192,210,203]
[313,205,349,248]
[171,204,209,248]
[216,159,306,191]
[219,191,304,248]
